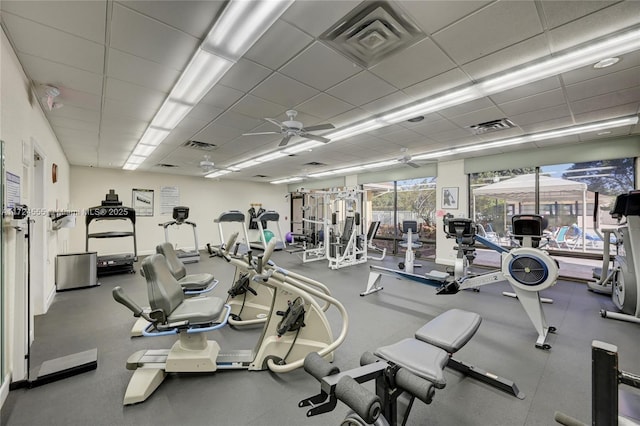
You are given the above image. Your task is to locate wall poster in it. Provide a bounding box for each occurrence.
[132,188,154,217]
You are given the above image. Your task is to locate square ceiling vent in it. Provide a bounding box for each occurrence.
[467,118,517,135]
[320,1,426,68]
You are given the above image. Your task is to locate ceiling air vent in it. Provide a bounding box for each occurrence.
[320,1,426,68]
[156,163,178,168]
[182,140,217,151]
[303,161,327,166]
[253,175,269,178]
[467,118,516,135]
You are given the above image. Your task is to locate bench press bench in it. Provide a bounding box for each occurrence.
[300,309,523,426]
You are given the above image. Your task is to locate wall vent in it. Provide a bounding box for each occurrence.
[467,118,516,135]
[182,140,217,151]
[320,1,426,68]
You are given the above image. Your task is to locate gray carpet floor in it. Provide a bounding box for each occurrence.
[2,250,639,426]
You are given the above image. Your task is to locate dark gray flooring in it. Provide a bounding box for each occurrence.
[2,251,640,426]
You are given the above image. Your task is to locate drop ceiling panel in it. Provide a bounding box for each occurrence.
[547,2,640,53]
[565,67,640,102]
[214,111,264,131]
[110,3,198,71]
[532,135,580,148]
[1,1,107,43]
[399,0,492,34]
[54,127,99,143]
[280,42,362,91]
[55,87,102,110]
[327,71,397,106]
[377,128,423,144]
[460,35,551,81]
[432,0,543,65]
[100,115,149,135]
[561,50,640,85]
[218,59,272,92]
[326,108,371,128]
[446,106,508,128]
[47,105,100,124]
[107,48,180,93]
[185,103,224,123]
[193,122,245,145]
[573,102,640,124]
[199,84,245,110]
[430,128,477,143]
[105,78,167,109]
[438,97,495,119]
[509,104,572,127]
[360,91,412,115]
[230,95,287,120]
[295,93,354,120]
[2,13,104,74]
[244,20,314,70]
[498,89,566,117]
[519,116,575,134]
[281,1,361,38]
[251,73,319,108]
[402,69,471,101]
[370,38,456,89]
[410,118,459,135]
[578,125,632,141]
[102,98,157,122]
[489,77,561,105]
[569,86,640,115]
[120,1,224,39]
[48,116,99,133]
[17,53,103,96]
[539,1,618,30]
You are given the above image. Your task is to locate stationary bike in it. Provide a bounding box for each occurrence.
[598,191,640,325]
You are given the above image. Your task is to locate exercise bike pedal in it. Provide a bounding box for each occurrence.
[548,326,557,333]
[535,343,552,350]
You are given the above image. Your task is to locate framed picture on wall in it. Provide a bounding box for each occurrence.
[442,187,459,209]
[132,188,154,217]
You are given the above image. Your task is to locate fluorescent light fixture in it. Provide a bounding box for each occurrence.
[132,144,157,157]
[530,116,638,141]
[205,169,232,178]
[171,49,233,105]
[308,170,336,178]
[382,88,478,124]
[139,128,170,146]
[413,150,455,160]
[270,177,303,184]
[204,0,293,60]
[123,163,138,171]
[257,151,288,162]
[231,159,261,170]
[455,137,525,153]
[362,160,399,169]
[327,119,387,141]
[282,141,324,154]
[151,100,194,130]
[127,155,146,165]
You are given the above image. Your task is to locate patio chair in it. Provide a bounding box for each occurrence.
[548,226,577,249]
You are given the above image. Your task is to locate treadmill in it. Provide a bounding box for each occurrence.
[86,190,137,276]
[159,206,200,263]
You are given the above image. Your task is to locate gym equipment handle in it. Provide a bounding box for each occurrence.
[335,376,381,425]
[112,286,143,317]
[304,352,339,382]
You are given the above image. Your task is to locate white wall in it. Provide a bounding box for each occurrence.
[1,26,71,402]
[69,167,290,256]
[435,160,468,266]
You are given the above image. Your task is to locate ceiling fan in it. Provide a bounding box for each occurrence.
[243,110,335,147]
[397,148,420,168]
[199,155,215,173]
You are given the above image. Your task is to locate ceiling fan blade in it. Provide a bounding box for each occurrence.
[301,133,330,143]
[265,118,284,128]
[407,162,420,168]
[302,123,335,132]
[279,134,292,147]
[242,131,281,136]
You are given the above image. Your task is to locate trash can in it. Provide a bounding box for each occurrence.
[56,252,98,291]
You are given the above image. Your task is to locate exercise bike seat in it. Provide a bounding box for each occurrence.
[157,242,215,291]
[375,338,449,388]
[415,309,481,354]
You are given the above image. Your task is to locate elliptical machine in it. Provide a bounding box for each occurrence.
[598,191,640,324]
[159,206,199,263]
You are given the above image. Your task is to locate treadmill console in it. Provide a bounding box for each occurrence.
[101,189,123,206]
[624,191,640,217]
[402,221,418,233]
[611,193,628,220]
[446,218,475,238]
[173,206,190,223]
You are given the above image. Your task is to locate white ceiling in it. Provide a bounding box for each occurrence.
[1,0,639,183]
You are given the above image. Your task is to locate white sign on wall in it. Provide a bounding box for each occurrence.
[160,186,179,215]
[6,171,20,208]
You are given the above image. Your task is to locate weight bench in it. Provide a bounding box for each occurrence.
[300,309,523,426]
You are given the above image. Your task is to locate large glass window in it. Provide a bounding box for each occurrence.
[364,176,437,258]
